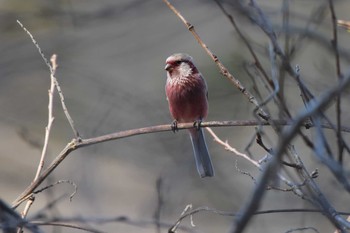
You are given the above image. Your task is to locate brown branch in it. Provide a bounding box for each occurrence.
[12,118,350,208]
[162,0,269,120]
[16,20,80,139]
[34,54,57,181]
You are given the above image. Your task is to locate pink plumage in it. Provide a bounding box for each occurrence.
[165,53,214,178]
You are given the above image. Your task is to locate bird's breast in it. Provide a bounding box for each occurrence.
[165,77,208,122]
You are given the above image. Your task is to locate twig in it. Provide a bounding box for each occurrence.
[31,222,104,233]
[16,20,80,139]
[169,205,350,232]
[285,226,320,233]
[162,0,269,120]
[33,180,77,201]
[169,205,195,233]
[153,177,163,233]
[213,0,271,85]
[206,128,260,167]
[16,53,58,233]
[34,54,57,181]
[206,127,307,199]
[31,215,197,233]
[329,0,344,163]
[17,197,35,233]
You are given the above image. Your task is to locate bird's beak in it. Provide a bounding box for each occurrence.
[165,63,172,71]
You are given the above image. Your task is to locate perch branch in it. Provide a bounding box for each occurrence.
[12,117,350,208]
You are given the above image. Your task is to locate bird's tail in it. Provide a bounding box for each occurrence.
[189,128,214,178]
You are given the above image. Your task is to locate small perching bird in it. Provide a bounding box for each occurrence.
[164,53,214,178]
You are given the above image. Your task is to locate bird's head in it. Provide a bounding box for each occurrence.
[165,53,198,78]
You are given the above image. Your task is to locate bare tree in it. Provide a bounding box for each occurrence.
[1,1,350,233]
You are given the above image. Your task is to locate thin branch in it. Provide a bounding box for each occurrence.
[16,20,80,139]
[16,52,58,233]
[329,0,344,163]
[153,177,163,233]
[12,117,350,209]
[17,197,35,233]
[33,180,77,201]
[206,128,260,167]
[31,222,103,233]
[31,215,197,233]
[285,226,320,233]
[213,0,271,85]
[162,0,269,120]
[169,205,350,233]
[207,127,308,200]
[34,54,57,181]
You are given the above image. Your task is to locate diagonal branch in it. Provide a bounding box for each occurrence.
[162,0,269,120]
[17,20,80,139]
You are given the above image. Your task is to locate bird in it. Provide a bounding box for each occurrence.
[164,53,214,178]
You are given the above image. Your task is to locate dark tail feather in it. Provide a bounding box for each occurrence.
[189,128,214,178]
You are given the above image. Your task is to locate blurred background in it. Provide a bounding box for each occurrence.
[1,0,350,232]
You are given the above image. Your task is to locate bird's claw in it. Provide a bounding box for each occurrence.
[193,119,202,131]
[171,120,178,133]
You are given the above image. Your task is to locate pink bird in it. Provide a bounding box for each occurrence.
[165,53,214,178]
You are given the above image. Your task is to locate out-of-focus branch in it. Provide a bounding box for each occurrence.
[169,205,350,233]
[329,0,344,164]
[337,20,350,30]
[231,69,350,233]
[31,215,197,233]
[0,199,42,233]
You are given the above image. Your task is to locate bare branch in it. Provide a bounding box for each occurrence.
[162,0,269,120]
[34,54,57,181]
[329,0,344,163]
[16,20,80,139]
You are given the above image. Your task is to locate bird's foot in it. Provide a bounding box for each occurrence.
[193,119,202,131]
[171,120,178,133]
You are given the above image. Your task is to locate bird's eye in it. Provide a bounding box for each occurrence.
[175,61,182,65]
